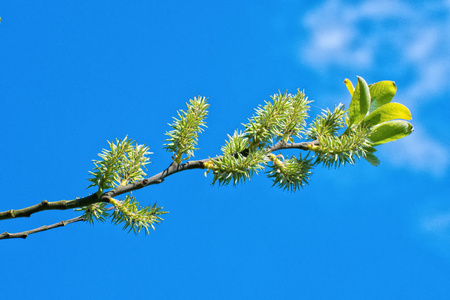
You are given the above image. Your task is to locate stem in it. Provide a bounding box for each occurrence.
[0,215,85,240]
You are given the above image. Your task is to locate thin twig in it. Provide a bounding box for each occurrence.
[0,215,85,240]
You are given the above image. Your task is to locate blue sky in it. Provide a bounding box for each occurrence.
[1,1,449,299]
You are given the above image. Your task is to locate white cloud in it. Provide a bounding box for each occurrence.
[300,0,412,69]
[382,123,449,177]
[405,28,440,62]
[300,0,450,102]
[357,0,414,19]
[299,0,450,177]
[402,25,450,108]
[301,0,373,68]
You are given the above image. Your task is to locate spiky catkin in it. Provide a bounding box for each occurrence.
[164,96,209,163]
[110,195,167,235]
[87,136,151,195]
[305,104,346,140]
[313,125,373,168]
[267,154,313,192]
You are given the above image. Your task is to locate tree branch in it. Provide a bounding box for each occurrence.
[0,140,317,224]
[0,194,99,220]
[0,215,85,240]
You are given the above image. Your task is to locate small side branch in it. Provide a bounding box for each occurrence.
[0,215,85,240]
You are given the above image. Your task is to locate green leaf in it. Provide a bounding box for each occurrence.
[348,76,371,125]
[364,153,380,166]
[365,146,377,153]
[369,81,397,112]
[369,120,414,146]
[364,103,412,127]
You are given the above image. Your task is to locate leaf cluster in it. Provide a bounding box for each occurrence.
[343,76,413,165]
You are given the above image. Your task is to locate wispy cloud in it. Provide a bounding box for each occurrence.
[422,213,450,233]
[415,208,450,260]
[299,0,450,177]
[300,0,449,100]
[301,0,415,70]
[383,123,449,177]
